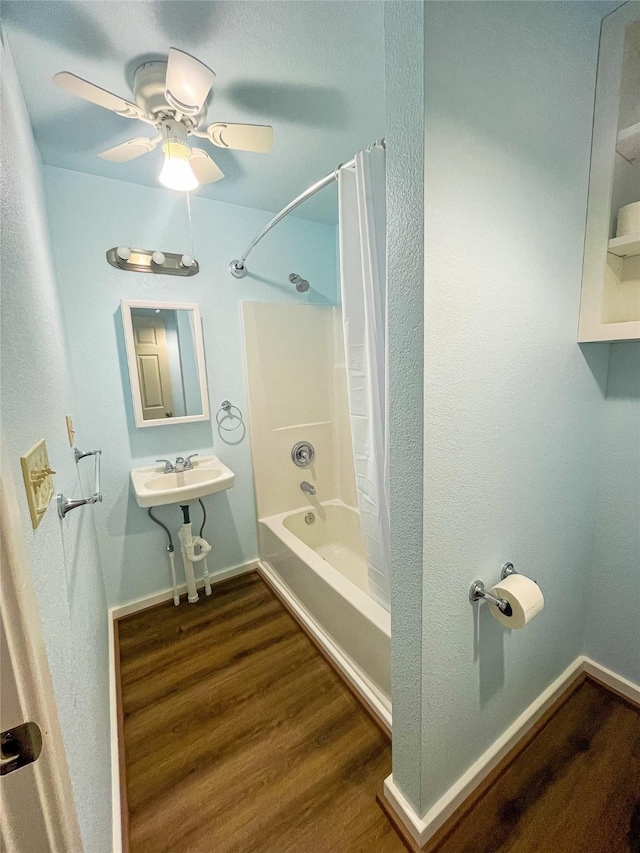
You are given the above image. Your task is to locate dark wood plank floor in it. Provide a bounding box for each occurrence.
[118,571,404,853]
[433,678,640,853]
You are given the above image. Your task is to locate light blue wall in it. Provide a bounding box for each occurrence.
[418,1,610,814]
[585,343,640,684]
[384,0,425,810]
[1,40,112,852]
[43,165,338,607]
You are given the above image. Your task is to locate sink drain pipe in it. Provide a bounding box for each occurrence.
[198,499,212,596]
[147,507,180,606]
[179,504,212,604]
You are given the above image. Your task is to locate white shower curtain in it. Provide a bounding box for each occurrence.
[338,143,390,610]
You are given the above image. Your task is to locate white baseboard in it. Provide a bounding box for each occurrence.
[108,559,257,850]
[257,561,392,733]
[583,656,640,706]
[383,654,640,848]
[109,559,258,620]
[107,613,123,853]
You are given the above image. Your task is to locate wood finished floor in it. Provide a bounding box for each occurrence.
[432,678,640,853]
[118,571,404,853]
[118,572,640,853]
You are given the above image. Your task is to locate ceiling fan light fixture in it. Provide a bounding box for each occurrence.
[159,140,199,192]
[53,50,275,191]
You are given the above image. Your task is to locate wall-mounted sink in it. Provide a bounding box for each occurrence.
[131,456,235,507]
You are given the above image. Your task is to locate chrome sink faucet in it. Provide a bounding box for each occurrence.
[300,481,316,496]
[156,454,198,474]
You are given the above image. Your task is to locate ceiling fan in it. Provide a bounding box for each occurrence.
[53,48,274,192]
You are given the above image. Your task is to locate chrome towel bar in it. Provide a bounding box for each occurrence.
[57,448,103,519]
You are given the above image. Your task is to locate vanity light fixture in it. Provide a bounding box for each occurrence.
[106,247,199,276]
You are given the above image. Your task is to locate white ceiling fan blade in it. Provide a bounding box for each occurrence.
[98,137,159,163]
[207,123,274,153]
[53,72,148,121]
[165,48,215,116]
[189,149,224,184]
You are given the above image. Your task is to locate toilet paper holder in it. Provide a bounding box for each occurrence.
[469,562,518,613]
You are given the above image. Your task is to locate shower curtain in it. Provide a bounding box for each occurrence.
[338,143,390,610]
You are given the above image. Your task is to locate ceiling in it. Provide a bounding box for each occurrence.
[2,1,386,223]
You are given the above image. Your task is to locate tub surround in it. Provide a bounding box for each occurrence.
[242,301,357,519]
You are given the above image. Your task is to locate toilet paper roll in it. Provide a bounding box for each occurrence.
[488,573,544,629]
[616,201,640,238]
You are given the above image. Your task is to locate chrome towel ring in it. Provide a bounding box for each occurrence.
[216,400,244,432]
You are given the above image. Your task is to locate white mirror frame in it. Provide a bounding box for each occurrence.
[121,299,211,428]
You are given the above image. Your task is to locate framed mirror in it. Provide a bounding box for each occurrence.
[121,299,210,428]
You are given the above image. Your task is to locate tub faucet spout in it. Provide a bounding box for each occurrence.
[300,481,316,496]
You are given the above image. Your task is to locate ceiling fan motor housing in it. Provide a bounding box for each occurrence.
[133,61,205,126]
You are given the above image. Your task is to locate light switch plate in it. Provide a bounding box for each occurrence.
[20,439,55,529]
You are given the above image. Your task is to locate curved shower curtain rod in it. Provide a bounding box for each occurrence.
[227,139,385,279]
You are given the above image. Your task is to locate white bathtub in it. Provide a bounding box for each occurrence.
[258,500,391,727]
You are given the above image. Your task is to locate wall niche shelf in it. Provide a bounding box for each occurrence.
[578,3,640,343]
[608,233,640,258]
[616,121,640,162]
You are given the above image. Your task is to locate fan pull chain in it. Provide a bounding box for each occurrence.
[185,190,195,261]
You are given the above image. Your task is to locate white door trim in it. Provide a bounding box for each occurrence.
[0,445,83,852]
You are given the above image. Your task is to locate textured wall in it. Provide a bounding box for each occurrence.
[420,1,609,812]
[43,166,338,607]
[384,0,425,812]
[1,41,111,852]
[585,343,640,684]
